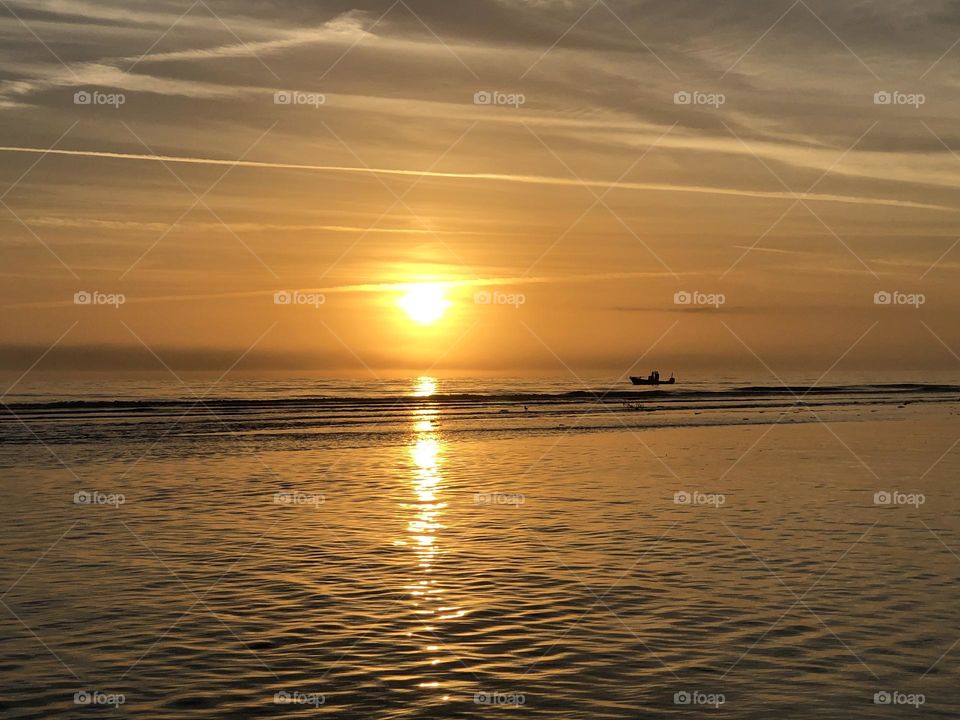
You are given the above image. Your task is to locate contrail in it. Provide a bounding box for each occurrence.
[0,145,950,212]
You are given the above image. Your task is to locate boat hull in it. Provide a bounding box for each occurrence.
[630,377,676,386]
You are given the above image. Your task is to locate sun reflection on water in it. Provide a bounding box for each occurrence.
[413,375,438,397]
[398,403,464,698]
[412,402,439,435]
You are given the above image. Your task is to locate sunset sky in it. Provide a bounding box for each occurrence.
[1,0,959,375]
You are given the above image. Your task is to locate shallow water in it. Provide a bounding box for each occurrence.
[1,384,959,718]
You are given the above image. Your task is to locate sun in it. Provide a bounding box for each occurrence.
[397,284,451,325]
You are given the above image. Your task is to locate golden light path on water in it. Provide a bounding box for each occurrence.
[413,375,437,397]
[397,377,463,701]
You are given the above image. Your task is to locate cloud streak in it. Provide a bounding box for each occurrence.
[0,145,949,212]
[0,270,685,310]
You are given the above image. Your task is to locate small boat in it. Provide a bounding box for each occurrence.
[630,371,675,386]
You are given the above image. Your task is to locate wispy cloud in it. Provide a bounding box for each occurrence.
[0,62,254,102]
[0,270,681,310]
[17,216,490,236]
[0,144,949,212]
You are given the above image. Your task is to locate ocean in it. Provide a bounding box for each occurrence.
[1,374,958,717]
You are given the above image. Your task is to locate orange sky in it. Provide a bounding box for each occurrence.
[1,0,958,376]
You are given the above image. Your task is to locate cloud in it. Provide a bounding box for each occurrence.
[19,216,489,236]
[0,270,680,310]
[119,23,367,66]
[0,8,369,105]
[0,144,949,212]
[0,62,255,103]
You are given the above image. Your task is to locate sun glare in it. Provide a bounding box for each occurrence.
[413,376,437,397]
[398,284,450,325]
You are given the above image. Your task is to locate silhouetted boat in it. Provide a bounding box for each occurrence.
[630,371,675,386]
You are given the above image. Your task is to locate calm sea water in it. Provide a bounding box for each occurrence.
[1,375,959,718]
[4,370,959,403]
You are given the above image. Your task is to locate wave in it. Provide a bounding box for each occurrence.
[2,383,957,413]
